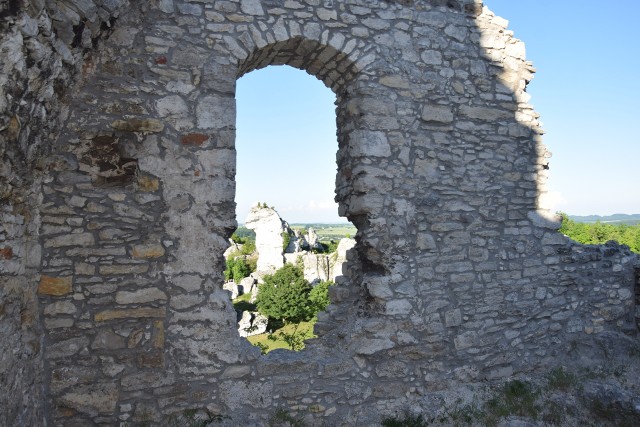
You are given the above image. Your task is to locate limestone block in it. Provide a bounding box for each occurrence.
[44,232,94,248]
[421,104,454,123]
[219,380,273,409]
[454,331,477,350]
[111,118,164,133]
[240,0,264,16]
[59,383,119,415]
[115,287,167,304]
[95,307,166,321]
[366,276,393,299]
[132,243,165,259]
[196,95,235,129]
[459,105,511,121]
[171,274,203,292]
[46,337,89,359]
[351,337,395,355]
[38,275,73,296]
[92,329,126,350]
[169,293,204,310]
[99,264,149,275]
[44,300,77,315]
[152,320,165,349]
[349,130,391,158]
[386,299,413,315]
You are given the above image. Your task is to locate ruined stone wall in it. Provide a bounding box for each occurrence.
[1,1,133,424]
[1,0,638,425]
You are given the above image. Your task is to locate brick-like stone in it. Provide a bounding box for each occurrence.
[131,243,165,259]
[111,118,164,133]
[38,276,73,296]
[115,287,167,304]
[99,264,149,275]
[44,233,95,248]
[95,307,166,321]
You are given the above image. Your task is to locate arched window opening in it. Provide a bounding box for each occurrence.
[225,65,355,353]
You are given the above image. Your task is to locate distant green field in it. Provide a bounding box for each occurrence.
[290,223,356,241]
[236,223,356,242]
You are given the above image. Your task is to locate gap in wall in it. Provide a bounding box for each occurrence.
[226,65,355,354]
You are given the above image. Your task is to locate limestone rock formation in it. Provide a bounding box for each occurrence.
[244,205,287,274]
[237,311,268,337]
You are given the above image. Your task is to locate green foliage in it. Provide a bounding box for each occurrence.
[255,264,334,324]
[281,231,291,251]
[240,240,256,255]
[313,240,339,254]
[224,257,252,283]
[232,292,256,313]
[275,323,312,351]
[308,281,332,313]
[559,212,640,253]
[485,380,539,422]
[256,264,313,323]
[546,366,576,391]
[247,320,315,353]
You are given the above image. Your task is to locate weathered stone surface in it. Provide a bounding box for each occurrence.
[115,287,167,304]
[237,310,268,337]
[44,233,94,248]
[244,205,287,274]
[131,243,165,259]
[38,276,72,296]
[95,307,166,321]
[99,264,149,275]
[59,383,118,415]
[111,119,164,133]
[2,1,638,426]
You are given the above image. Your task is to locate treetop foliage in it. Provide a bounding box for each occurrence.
[256,263,332,324]
[558,212,640,253]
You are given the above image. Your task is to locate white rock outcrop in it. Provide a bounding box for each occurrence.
[244,205,287,275]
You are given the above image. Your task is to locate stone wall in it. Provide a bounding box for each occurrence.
[1,1,130,424]
[1,0,638,425]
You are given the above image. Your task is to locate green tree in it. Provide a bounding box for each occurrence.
[224,257,252,282]
[558,212,640,253]
[308,280,332,313]
[256,264,313,323]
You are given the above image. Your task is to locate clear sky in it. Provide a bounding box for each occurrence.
[235,1,640,224]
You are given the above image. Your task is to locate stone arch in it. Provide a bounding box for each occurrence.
[237,37,361,93]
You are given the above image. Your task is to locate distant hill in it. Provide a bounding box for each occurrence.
[568,214,640,225]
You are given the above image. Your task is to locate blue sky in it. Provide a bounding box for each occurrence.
[235,1,640,224]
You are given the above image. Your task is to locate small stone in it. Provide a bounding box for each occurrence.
[44,301,77,316]
[180,133,209,146]
[38,276,73,296]
[99,264,149,275]
[421,105,454,123]
[111,119,164,133]
[92,329,126,349]
[95,307,166,322]
[137,175,160,192]
[115,287,167,304]
[60,383,118,414]
[240,0,264,15]
[44,233,95,248]
[132,243,165,259]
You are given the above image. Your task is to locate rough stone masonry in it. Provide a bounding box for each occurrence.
[0,0,638,425]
